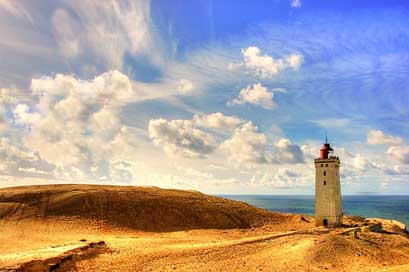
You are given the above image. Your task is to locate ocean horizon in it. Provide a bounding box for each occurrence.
[220,195,409,227]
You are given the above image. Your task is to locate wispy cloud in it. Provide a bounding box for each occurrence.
[290,0,301,8]
[52,0,160,70]
[0,0,33,22]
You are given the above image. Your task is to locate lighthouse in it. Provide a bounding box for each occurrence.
[314,138,343,227]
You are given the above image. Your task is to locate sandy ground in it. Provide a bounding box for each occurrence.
[1,217,408,272]
[0,185,408,272]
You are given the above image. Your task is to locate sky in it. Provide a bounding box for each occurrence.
[1,0,409,194]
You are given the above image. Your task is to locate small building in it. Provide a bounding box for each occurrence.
[314,140,343,227]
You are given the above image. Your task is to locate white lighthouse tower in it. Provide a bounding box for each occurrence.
[314,138,343,227]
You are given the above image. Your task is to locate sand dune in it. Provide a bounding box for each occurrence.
[0,184,286,232]
[0,184,408,272]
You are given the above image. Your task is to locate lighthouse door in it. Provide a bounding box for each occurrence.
[323,219,328,227]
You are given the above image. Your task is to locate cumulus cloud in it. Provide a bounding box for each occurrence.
[174,116,306,166]
[349,153,375,171]
[0,87,19,105]
[229,83,284,110]
[221,123,305,165]
[193,112,243,130]
[31,70,135,108]
[365,130,409,174]
[148,112,244,158]
[0,88,16,131]
[221,122,269,164]
[148,118,216,158]
[320,148,381,180]
[387,145,409,164]
[237,46,303,79]
[13,104,40,125]
[271,138,305,164]
[0,137,56,179]
[6,70,138,183]
[367,130,403,146]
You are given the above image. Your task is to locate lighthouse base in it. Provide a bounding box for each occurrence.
[315,215,343,227]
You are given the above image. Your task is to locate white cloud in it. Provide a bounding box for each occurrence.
[221,122,268,164]
[239,46,303,79]
[291,0,302,8]
[0,137,56,179]
[250,168,308,188]
[271,138,305,164]
[387,145,409,164]
[177,79,195,96]
[300,143,318,161]
[52,9,81,59]
[229,83,285,110]
[0,87,19,105]
[222,123,304,165]
[174,164,214,179]
[312,118,350,128]
[300,144,370,178]
[13,104,40,125]
[349,153,375,171]
[382,165,409,176]
[51,0,160,69]
[31,70,135,108]
[193,112,243,130]
[0,0,33,22]
[0,88,16,131]
[8,70,138,183]
[149,113,304,165]
[148,113,244,158]
[367,130,403,146]
[148,118,216,158]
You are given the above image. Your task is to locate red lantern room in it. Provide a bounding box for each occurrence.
[319,143,333,159]
[318,131,335,159]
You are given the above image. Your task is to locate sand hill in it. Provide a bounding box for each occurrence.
[0,184,408,272]
[0,184,286,232]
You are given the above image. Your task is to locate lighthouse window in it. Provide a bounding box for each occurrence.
[321,164,323,167]
[325,164,328,167]
[323,171,326,176]
[323,180,326,186]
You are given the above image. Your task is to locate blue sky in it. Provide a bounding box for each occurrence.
[0,0,409,194]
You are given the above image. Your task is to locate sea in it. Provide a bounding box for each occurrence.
[220,195,409,227]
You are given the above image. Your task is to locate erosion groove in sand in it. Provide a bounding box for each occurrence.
[1,241,108,272]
